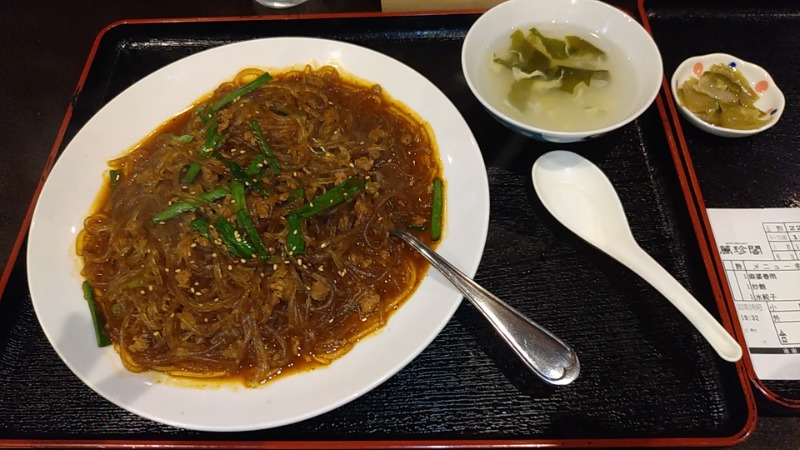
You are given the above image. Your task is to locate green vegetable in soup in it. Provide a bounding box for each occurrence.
[492,27,611,112]
[530,28,568,60]
[555,66,610,94]
[676,63,767,130]
[565,35,606,59]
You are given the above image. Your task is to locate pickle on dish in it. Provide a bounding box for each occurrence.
[677,63,767,130]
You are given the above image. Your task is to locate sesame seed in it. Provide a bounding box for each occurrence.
[165,268,170,272]
[318,266,324,272]
[174,269,181,273]
[273,264,278,271]
[190,287,195,293]
[240,259,246,264]
[321,242,328,249]
[227,265,233,270]
[211,253,217,258]
[190,243,197,248]
[296,258,302,265]
[148,285,153,291]
[139,290,145,295]
[196,292,202,296]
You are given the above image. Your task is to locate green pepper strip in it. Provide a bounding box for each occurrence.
[287,187,305,206]
[81,281,112,347]
[431,178,443,241]
[182,163,202,184]
[152,186,230,223]
[171,134,194,144]
[245,154,265,176]
[231,180,247,212]
[215,216,255,259]
[216,155,269,196]
[230,180,270,260]
[198,120,223,159]
[202,72,273,121]
[296,177,366,219]
[182,120,224,184]
[190,217,214,242]
[249,120,281,174]
[237,210,269,260]
[285,187,305,255]
[109,170,121,188]
[286,214,305,255]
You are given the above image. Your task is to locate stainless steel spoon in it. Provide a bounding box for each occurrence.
[391,228,580,386]
[531,150,742,362]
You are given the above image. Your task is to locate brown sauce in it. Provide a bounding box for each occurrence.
[78,65,443,387]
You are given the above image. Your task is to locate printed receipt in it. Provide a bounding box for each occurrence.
[707,208,800,380]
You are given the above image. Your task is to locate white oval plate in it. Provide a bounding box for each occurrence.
[27,37,490,432]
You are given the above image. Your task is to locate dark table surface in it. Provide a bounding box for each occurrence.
[0,0,797,448]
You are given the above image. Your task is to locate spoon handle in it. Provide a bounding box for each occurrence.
[392,229,580,385]
[617,245,743,362]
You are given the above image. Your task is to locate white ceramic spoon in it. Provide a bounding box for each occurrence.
[531,150,742,362]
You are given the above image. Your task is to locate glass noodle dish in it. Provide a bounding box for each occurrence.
[77,65,444,387]
[486,25,637,132]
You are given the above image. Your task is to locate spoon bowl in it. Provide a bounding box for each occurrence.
[391,228,580,385]
[531,150,742,362]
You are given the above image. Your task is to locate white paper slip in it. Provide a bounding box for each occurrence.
[707,208,800,380]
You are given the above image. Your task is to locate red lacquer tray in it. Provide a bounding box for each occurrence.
[0,4,756,448]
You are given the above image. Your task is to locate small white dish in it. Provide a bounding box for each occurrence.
[27,37,490,432]
[461,0,663,143]
[671,53,785,137]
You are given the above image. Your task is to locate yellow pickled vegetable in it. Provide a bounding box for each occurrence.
[677,63,767,130]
